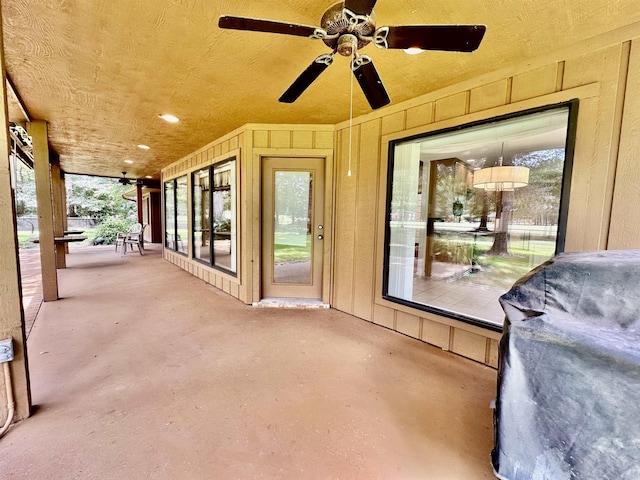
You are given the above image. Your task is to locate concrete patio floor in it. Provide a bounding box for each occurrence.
[3,244,498,479]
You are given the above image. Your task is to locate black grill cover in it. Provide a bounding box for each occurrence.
[492,250,640,480]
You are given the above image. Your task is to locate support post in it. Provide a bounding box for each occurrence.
[136,182,143,223]
[61,172,69,254]
[28,120,58,301]
[51,155,66,268]
[0,2,32,421]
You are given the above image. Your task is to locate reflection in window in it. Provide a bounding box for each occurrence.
[212,160,237,273]
[385,105,575,328]
[164,180,176,251]
[175,176,188,255]
[192,168,210,263]
[273,170,312,284]
[164,175,187,255]
[190,158,237,275]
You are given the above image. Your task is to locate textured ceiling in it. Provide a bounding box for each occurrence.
[2,0,639,180]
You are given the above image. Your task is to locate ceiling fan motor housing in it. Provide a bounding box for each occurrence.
[321,2,376,52]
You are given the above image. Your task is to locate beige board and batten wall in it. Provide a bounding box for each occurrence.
[162,125,335,306]
[162,27,640,368]
[332,30,640,367]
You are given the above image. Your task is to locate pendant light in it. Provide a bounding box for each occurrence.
[473,144,529,191]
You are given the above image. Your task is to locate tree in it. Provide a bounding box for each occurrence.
[486,148,564,256]
[487,190,514,256]
[14,161,37,216]
[66,174,136,220]
[512,149,564,225]
[274,171,312,233]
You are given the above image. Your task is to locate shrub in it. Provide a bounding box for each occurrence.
[90,216,135,245]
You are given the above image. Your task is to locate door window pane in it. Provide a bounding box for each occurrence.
[385,105,575,328]
[273,170,312,284]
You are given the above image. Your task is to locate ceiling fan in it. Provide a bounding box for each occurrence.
[118,172,132,185]
[218,1,486,110]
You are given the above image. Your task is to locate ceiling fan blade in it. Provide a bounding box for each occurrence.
[376,25,486,52]
[344,0,378,16]
[218,15,323,38]
[279,54,334,103]
[352,56,390,110]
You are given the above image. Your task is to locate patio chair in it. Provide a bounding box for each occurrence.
[115,223,146,256]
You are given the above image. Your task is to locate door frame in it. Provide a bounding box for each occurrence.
[251,149,334,305]
[261,157,325,299]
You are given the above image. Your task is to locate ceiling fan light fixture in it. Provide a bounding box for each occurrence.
[337,34,358,56]
[159,114,179,123]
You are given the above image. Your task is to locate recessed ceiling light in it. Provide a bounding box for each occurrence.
[145,175,153,179]
[124,159,134,164]
[159,114,179,123]
[404,48,425,55]
[137,144,150,150]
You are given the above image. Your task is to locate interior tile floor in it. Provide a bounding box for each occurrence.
[412,275,506,325]
[2,244,498,479]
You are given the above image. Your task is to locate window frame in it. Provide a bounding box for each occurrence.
[164,178,177,253]
[164,174,188,256]
[191,166,211,265]
[381,100,579,332]
[190,156,238,277]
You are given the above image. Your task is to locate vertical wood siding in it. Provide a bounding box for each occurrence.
[332,36,638,367]
[161,31,640,368]
[162,125,335,306]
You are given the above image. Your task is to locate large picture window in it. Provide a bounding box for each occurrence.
[164,175,188,255]
[191,157,237,275]
[384,103,577,329]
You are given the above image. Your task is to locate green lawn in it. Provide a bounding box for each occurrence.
[435,231,556,290]
[17,228,97,249]
[18,232,39,249]
[274,232,311,262]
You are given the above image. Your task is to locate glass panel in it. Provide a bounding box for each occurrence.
[164,180,175,250]
[192,168,211,263]
[273,170,312,284]
[175,175,188,255]
[386,106,572,327]
[212,159,236,273]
